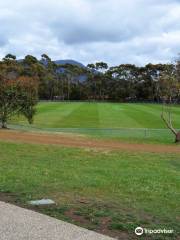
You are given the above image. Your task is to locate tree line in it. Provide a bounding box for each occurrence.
[0,53,179,103]
[39,56,180,103]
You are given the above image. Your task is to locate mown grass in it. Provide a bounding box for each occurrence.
[0,141,179,239]
[11,102,180,129]
[10,102,180,144]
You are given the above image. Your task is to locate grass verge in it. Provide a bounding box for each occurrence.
[0,141,179,239]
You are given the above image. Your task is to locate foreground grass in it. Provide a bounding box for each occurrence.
[0,141,179,239]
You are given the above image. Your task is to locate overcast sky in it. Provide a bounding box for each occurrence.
[0,0,180,66]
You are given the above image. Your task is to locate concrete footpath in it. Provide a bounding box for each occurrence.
[0,201,115,240]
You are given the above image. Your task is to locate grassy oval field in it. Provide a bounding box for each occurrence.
[11,102,180,129]
[10,102,180,144]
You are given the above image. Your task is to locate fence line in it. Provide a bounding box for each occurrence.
[39,100,164,104]
[8,124,175,131]
[8,124,176,141]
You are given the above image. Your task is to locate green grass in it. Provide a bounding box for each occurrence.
[11,102,180,129]
[10,102,180,144]
[0,141,179,239]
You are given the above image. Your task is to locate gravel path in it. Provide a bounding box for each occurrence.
[0,129,180,153]
[0,201,115,240]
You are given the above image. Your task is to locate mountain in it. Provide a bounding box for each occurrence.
[54,59,88,82]
[18,58,88,82]
[18,58,86,68]
[54,59,86,68]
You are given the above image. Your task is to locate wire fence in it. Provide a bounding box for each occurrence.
[8,124,176,143]
[39,100,165,104]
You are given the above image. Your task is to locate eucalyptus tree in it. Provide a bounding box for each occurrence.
[87,62,108,100]
[0,54,39,128]
[60,64,86,100]
[159,63,180,142]
[40,54,58,100]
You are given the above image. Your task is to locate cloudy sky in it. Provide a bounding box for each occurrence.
[0,0,180,66]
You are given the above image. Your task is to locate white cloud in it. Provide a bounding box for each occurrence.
[0,0,180,65]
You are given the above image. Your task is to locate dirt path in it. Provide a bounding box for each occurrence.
[0,129,180,154]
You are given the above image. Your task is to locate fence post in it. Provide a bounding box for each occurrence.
[144,129,147,138]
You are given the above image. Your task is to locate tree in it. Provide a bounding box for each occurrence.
[57,63,85,100]
[40,54,58,100]
[0,75,38,128]
[0,75,19,128]
[0,54,39,128]
[159,63,180,142]
[87,62,108,100]
[18,76,38,124]
[3,54,16,61]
